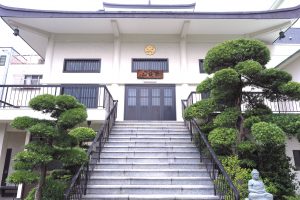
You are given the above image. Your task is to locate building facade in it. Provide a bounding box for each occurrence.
[1,1,300,197]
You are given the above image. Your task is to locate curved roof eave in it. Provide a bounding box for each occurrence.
[0,3,300,19]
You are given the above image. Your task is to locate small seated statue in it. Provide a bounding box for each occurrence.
[248,169,273,200]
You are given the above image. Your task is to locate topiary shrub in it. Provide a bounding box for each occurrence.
[58,147,88,167]
[7,170,39,184]
[29,94,56,112]
[55,95,80,110]
[69,127,96,145]
[244,116,261,129]
[235,60,264,77]
[196,78,212,93]
[213,107,240,128]
[183,99,216,121]
[11,116,38,130]
[204,38,270,74]
[208,128,237,148]
[279,82,300,100]
[251,122,285,145]
[57,108,87,129]
[244,104,272,118]
[217,156,251,199]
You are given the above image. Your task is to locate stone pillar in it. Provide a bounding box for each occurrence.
[0,123,7,183]
[43,34,55,84]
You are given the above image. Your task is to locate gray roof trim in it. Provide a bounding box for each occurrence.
[103,2,196,10]
[275,49,300,68]
[0,3,300,19]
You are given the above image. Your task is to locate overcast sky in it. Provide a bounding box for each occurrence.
[0,0,299,55]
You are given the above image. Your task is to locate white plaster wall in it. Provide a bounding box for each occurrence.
[49,41,114,84]
[281,58,300,82]
[267,45,300,68]
[286,136,300,193]
[0,123,26,184]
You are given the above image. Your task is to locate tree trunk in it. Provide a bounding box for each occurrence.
[34,164,47,200]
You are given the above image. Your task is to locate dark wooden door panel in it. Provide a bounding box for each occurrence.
[125,85,176,121]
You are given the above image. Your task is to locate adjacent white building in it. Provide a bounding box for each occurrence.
[0,1,300,197]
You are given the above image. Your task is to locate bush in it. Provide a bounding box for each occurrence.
[244,104,272,117]
[259,68,292,89]
[28,123,58,137]
[58,147,88,167]
[262,114,300,137]
[235,60,263,77]
[211,68,240,90]
[57,107,87,129]
[29,94,56,111]
[55,95,79,109]
[183,99,216,120]
[208,128,237,148]
[11,116,37,130]
[279,82,300,100]
[69,127,96,144]
[244,116,261,129]
[196,78,212,93]
[25,177,67,200]
[251,122,285,145]
[213,107,240,128]
[204,38,270,74]
[218,156,251,199]
[7,170,39,184]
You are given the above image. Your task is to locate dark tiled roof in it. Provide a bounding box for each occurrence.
[275,28,300,44]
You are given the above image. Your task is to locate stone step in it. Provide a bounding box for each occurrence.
[86,185,215,195]
[91,163,205,169]
[108,137,191,142]
[88,177,213,185]
[82,194,218,200]
[101,146,198,152]
[104,141,195,147]
[115,121,185,125]
[111,129,188,133]
[98,151,200,157]
[97,157,201,164]
[90,169,209,177]
[109,133,190,137]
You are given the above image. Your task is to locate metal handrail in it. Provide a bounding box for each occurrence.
[0,84,112,109]
[64,100,118,200]
[181,100,240,200]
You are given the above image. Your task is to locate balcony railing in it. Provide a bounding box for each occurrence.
[0,84,114,112]
[183,91,300,113]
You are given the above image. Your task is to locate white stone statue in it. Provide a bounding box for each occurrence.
[248,169,273,200]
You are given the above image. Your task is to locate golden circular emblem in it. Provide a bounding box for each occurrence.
[144,45,156,55]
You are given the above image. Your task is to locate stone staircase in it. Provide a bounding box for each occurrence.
[83,121,218,200]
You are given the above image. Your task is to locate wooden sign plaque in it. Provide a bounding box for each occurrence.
[137,70,163,79]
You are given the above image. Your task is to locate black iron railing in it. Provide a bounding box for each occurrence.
[0,84,113,110]
[64,100,118,200]
[184,91,300,113]
[181,100,240,200]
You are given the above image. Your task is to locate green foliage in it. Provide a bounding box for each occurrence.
[28,122,58,137]
[283,195,300,200]
[213,107,240,128]
[196,78,212,93]
[279,81,300,100]
[237,141,256,154]
[57,107,87,129]
[263,178,279,194]
[11,116,37,130]
[256,143,296,197]
[204,38,270,74]
[7,170,39,184]
[244,104,272,117]
[55,95,80,109]
[211,68,240,90]
[262,114,300,136]
[244,116,261,129]
[29,94,56,112]
[183,99,216,120]
[14,151,53,166]
[25,177,67,200]
[259,68,292,90]
[50,169,72,181]
[208,128,237,148]
[25,142,54,155]
[251,122,285,145]
[69,127,96,144]
[219,156,251,199]
[58,147,88,167]
[235,60,263,78]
